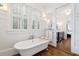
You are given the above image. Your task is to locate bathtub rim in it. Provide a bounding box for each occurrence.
[14,38,50,50]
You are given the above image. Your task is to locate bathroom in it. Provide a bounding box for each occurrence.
[0,3,79,56]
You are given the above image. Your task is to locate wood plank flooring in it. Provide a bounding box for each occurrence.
[34,45,76,56]
[57,38,71,53]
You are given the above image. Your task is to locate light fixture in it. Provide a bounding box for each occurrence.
[0,3,8,11]
[42,12,47,18]
[42,12,50,24]
[65,9,71,15]
[0,4,3,7]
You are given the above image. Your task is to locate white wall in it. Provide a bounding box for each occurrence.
[71,4,79,54]
[0,3,47,56]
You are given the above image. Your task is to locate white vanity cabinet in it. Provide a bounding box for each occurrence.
[47,30,56,47]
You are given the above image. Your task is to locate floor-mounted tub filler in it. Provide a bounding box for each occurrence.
[14,38,50,56]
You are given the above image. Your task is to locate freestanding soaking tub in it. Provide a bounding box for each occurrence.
[14,38,50,56]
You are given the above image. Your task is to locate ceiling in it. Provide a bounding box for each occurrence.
[26,3,66,13]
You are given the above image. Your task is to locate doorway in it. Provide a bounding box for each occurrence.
[55,4,72,53]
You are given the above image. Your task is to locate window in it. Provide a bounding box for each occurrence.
[32,15,39,29]
[23,18,27,29]
[13,16,19,29]
[12,16,27,30]
[12,4,27,30]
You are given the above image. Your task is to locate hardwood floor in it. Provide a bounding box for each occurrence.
[57,38,71,53]
[34,45,75,56]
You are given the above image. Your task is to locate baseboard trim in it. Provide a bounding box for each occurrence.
[0,48,18,56]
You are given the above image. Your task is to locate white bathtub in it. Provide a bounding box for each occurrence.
[14,38,50,56]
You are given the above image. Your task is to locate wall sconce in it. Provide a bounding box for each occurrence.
[0,4,3,7]
[0,3,8,11]
[42,12,50,24]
